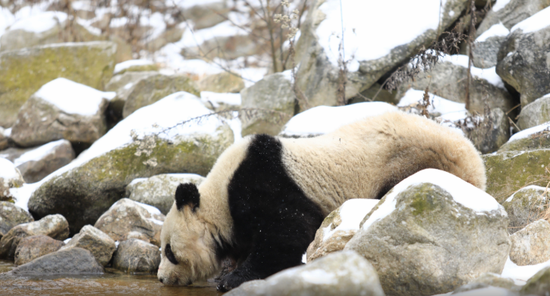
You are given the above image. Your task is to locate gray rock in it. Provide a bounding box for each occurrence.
[0,202,33,238]
[0,158,24,202]
[7,247,103,276]
[181,1,229,30]
[452,273,520,294]
[484,150,550,202]
[240,71,295,136]
[397,57,516,114]
[306,199,379,262]
[11,78,112,148]
[105,71,158,120]
[28,93,234,234]
[14,235,64,266]
[112,239,160,273]
[476,0,550,37]
[226,251,385,296]
[95,198,164,247]
[472,35,508,68]
[502,186,549,234]
[496,24,550,107]
[0,140,75,183]
[60,225,116,266]
[122,74,199,118]
[509,219,550,266]
[463,108,510,153]
[0,41,117,127]
[517,95,550,130]
[520,266,550,295]
[181,34,257,61]
[0,127,8,150]
[198,72,245,94]
[0,214,69,259]
[126,173,204,215]
[294,0,468,110]
[345,177,510,296]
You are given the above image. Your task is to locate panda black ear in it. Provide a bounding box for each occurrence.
[175,183,200,212]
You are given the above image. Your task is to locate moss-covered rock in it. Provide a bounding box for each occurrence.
[517,95,550,130]
[483,150,550,203]
[0,41,116,127]
[198,72,245,94]
[122,74,199,118]
[521,266,550,295]
[346,178,509,296]
[28,92,233,234]
[502,186,549,234]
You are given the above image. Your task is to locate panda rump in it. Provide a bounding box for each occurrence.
[158,111,486,291]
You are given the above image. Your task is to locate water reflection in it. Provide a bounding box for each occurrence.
[0,260,222,296]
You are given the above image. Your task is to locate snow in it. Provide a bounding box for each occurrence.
[9,11,67,33]
[450,286,511,296]
[511,6,550,34]
[316,0,448,71]
[170,0,222,9]
[505,185,547,203]
[200,91,241,108]
[440,54,505,88]
[280,102,398,137]
[299,269,337,285]
[492,0,511,12]
[508,122,550,142]
[114,59,155,75]
[12,139,69,166]
[322,199,379,242]
[0,158,20,180]
[11,183,41,211]
[501,256,550,284]
[180,20,247,48]
[476,23,510,42]
[0,7,15,36]
[362,169,504,231]
[35,78,115,116]
[398,89,467,116]
[134,200,163,216]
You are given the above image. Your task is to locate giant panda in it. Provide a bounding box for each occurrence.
[157,111,486,291]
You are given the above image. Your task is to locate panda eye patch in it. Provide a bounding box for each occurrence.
[165,244,179,265]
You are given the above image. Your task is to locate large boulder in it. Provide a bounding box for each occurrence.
[104,70,158,121]
[502,186,549,234]
[94,198,164,247]
[14,235,64,266]
[306,199,379,262]
[476,0,550,37]
[0,41,117,127]
[517,94,550,130]
[0,139,75,183]
[472,23,510,68]
[0,158,24,202]
[498,122,550,152]
[28,92,233,234]
[112,239,161,273]
[0,202,33,238]
[345,169,510,296]
[509,219,550,266]
[11,78,114,148]
[397,55,515,114]
[294,0,468,110]
[122,74,199,118]
[180,0,229,30]
[0,214,69,259]
[226,251,385,296]
[496,8,550,107]
[198,71,245,94]
[126,173,205,215]
[240,71,295,136]
[7,247,103,276]
[60,225,116,266]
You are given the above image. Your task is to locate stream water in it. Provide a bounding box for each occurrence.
[0,260,222,296]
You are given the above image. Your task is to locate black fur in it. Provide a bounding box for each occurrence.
[217,134,325,291]
[175,183,200,212]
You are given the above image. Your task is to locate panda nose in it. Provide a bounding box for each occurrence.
[159,278,164,284]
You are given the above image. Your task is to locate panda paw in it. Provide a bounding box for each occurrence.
[216,270,259,292]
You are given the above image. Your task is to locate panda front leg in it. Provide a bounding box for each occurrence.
[216,222,313,292]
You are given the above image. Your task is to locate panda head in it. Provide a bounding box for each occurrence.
[158,183,221,286]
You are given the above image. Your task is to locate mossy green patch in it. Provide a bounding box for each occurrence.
[483,149,550,203]
[0,42,116,127]
[498,135,550,152]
